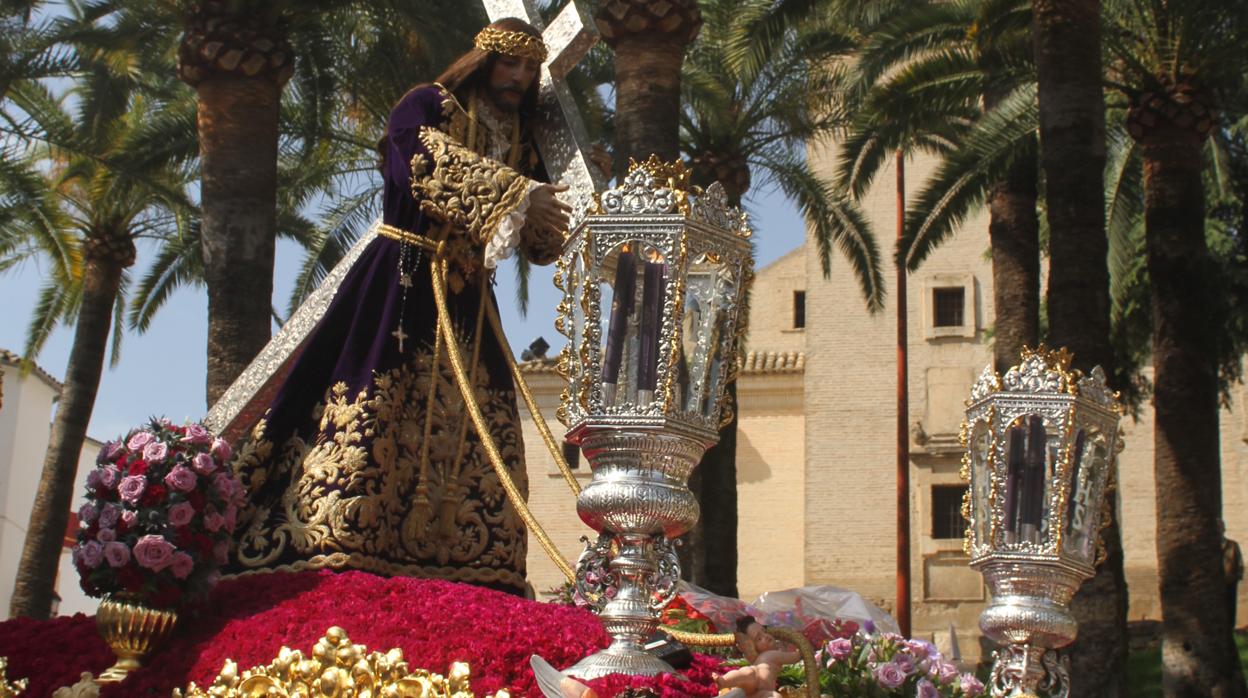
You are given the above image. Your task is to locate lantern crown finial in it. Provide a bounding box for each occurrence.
[627,155,693,191]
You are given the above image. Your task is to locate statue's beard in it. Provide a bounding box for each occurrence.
[488,85,525,113]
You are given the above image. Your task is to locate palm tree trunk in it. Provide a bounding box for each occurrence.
[198,75,279,405]
[1144,133,1248,698]
[612,33,684,164]
[986,135,1040,372]
[9,239,132,619]
[1032,2,1128,693]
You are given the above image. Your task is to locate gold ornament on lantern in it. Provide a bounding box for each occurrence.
[94,594,178,684]
[0,657,27,698]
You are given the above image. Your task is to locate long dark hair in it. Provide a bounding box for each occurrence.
[378,18,542,169]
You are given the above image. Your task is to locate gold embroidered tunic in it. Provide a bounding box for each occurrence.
[227,84,559,593]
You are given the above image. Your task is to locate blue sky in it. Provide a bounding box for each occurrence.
[0,185,806,443]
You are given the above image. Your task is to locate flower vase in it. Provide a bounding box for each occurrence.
[95,594,178,683]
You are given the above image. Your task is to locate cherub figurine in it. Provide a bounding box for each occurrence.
[715,617,801,698]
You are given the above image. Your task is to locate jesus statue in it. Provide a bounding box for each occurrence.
[226,17,573,595]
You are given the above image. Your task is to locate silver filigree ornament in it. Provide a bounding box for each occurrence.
[962,346,1123,698]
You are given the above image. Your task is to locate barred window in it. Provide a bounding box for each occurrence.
[933,287,965,327]
[793,290,807,329]
[932,485,969,540]
[562,440,581,470]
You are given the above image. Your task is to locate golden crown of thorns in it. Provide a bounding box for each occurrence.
[474,27,548,63]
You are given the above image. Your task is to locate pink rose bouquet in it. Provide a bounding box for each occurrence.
[72,418,245,608]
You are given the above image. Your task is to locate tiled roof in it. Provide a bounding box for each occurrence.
[518,350,805,374]
[0,348,63,391]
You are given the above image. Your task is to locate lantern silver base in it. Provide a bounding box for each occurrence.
[564,646,676,680]
[988,644,1069,698]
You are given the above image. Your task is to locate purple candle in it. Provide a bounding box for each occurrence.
[602,251,637,388]
[1018,415,1048,541]
[1003,424,1026,540]
[636,261,666,394]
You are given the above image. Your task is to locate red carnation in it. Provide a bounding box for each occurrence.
[117,564,144,592]
[142,483,167,507]
[187,489,206,512]
[128,458,149,477]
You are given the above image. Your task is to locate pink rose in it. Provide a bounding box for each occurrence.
[934,659,959,685]
[892,653,916,675]
[213,540,230,565]
[212,472,234,499]
[224,503,238,532]
[210,438,231,463]
[126,431,154,452]
[164,465,197,493]
[103,541,130,568]
[133,534,175,571]
[203,511,225,533]
[142,441,168,463]
[118,475,146,505]
[825,638,853,663]
[99,465,120,489]
[182,423,212,445]
[874,662,907,690]
[79,540,104,569]
[98,504,120,529]
[170,552,194,580]
[78,503,98,526]
[121,510,137,528]
[916,678,939,698]
[960,675,985,697]
[168,501,195,527]
[192,452,217,476]
[97,528,116,543]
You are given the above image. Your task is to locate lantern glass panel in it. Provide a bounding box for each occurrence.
[970,420,993,547]
[677,253,735,419]
[1001,414,1059,546]
[1062,427,1109,563]
[598,242,667,408]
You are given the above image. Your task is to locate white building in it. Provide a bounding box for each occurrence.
[0,349,101,618]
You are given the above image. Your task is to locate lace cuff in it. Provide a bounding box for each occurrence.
[485,180,542,269]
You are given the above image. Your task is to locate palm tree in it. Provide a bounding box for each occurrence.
[3,16,197,618]
[675,0,885,598]
[1105,1,1248,693]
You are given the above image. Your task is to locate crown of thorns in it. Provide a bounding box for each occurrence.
[474,27,547,62]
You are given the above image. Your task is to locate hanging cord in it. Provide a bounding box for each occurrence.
[485,299,582,496]
[431,257,576,582]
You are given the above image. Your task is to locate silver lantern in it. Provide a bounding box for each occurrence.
[554,156,753,679]
[961,346,1123,698]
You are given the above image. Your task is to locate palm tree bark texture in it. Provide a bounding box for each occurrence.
[1032,0,1129,694]
[178,3,293,406]
[9,234,136,619]
[1137,94,1248,697]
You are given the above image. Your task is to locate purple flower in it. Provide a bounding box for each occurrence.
[99,465,120,490]
[121,510,137,528]
[182,423,212,445]
[133,534,175,571]
[168,501,195,527]
[192,452,217,476]
[79,540,104,569]
[873,662,907,690]
[86,469,103,490]
[142,440,169,463]
[98,504,120,529]
[78,503,98,526]
[960,675,985,697]
[916,678,939,698]
[103,541,130,568]
[892,653,916,675]
[97,528,116,543]
[118,475,147,505]
[906,639,937,660]
[164,465,197,493]
[203,510,225,533]
[863,620,876,634]
[213,540,230,565]
[933,659,960,685]
[825,638,853,664]
[126,431,154,452]
[96,441,117,464]
[170,552,195,580]
[211,437,231,463]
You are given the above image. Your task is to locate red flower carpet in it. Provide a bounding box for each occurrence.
[0,570,724,698]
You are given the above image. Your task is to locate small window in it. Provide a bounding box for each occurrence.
[933,287,965,328]
[562,440,581,470]
[793,290,806,329]
[932,485,969,540]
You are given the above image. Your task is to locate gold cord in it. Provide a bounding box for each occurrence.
[431,257,576,581]
[449,272,491,482]
[485,300,582,496]
[659,628,737,647]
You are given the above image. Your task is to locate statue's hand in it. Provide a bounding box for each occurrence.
[528,182,572,238]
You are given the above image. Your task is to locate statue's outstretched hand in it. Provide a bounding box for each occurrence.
[529,182,572,238]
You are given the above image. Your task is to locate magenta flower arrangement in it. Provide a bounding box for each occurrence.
[72,418,245,608]
[800,629,986,697]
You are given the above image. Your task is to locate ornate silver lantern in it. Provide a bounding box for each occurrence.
[554,157,753,678]
[961,347,1123,698]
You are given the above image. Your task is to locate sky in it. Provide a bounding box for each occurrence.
[0,182,806,443]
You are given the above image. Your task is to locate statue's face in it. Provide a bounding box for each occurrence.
[745,622,774,652]
[488,54,540,112]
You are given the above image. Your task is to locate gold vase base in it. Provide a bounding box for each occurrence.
[95,655,142,684]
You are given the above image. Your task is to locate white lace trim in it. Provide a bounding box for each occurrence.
[485,180,541,269]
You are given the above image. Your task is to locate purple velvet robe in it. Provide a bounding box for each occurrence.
[228,85,557,594]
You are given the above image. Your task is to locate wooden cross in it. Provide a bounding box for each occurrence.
[482,0,605,224]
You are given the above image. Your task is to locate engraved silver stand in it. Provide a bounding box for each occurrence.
[961,347,1124,697]
[554,158,753,678]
